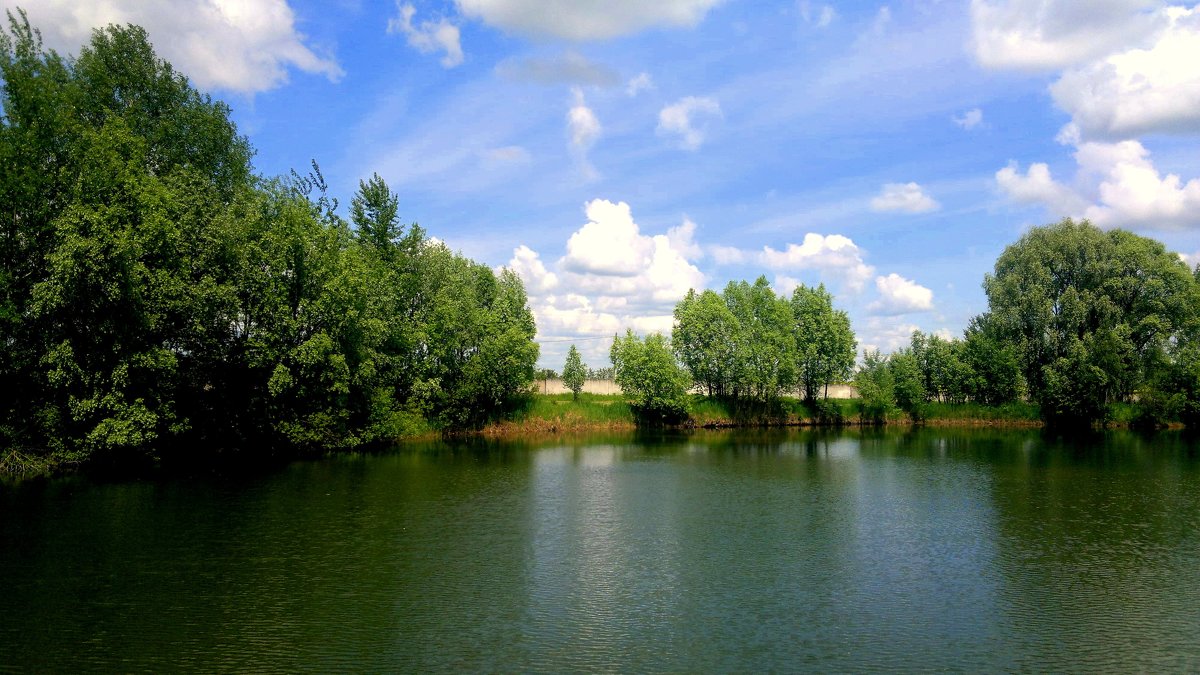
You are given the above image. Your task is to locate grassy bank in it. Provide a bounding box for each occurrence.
[483,393,1048,436]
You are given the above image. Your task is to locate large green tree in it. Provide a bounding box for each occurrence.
[982,219,1200,425]
[791,283,856,402]
[611,330,690,422]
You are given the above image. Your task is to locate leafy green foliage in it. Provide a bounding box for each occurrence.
[562,345,587,401]
[983,219,1200,426]
[854,350,896,425]
[791,283,856,402]
[673,277,855,403]
[611,330,690,423]
[0,14,539,468]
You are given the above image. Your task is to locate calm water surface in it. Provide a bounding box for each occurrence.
[3,428,1200,672]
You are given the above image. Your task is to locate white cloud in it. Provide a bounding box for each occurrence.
[798,1,836,28]
[667,217,704,259]
[562,199,653,276]
[495,51,619,86]
[567,88,602,179]
[869,273,934,314]
[871,6,892,34]
[1179,251,1200,268]
[997,138,1200,230]
[3,0,342,94]
[970,0,1163,71]
[1050,6,1200,138]
[657,96,722,150]
[760,233,876,292]
[953,107,984,130]
[388,2,464,68]
[480,145,531,166]
[626,72,655,96]
[870,182,940,213]
[454,0,723,40]
[506,245,559,292]
[506,200,705,364]
[858,318,921,355]
[995,161,1090,215]
[708,244,749,265]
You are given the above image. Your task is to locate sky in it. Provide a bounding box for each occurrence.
[8,0,1200,369]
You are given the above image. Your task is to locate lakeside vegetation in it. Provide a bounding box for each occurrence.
[488,393,1045,435]
[0,13,537,472]
[5,11,1200,478]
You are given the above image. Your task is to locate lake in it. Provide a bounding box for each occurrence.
[3,428,1199,672]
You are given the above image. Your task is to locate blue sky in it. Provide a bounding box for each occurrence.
[11,0,1200,368]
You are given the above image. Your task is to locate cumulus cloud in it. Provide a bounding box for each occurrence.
[996,138,1200,230]
[970,0,1163,71]
[3,0,342,94]
[567,88,602,178]
[1180,250,1200,268]
[971,1,1200,138]
[507,245,559,292]
[506,200,705,364]
[953,108,984,130]
[495,51,620,86]
[626,72,655,96]
[1050,6,1200,138]
[454,0,723,40]
[657,96,722,150]
[667,217,704,259]
[870,182,940,213]
[995,161,1091,215]
[561,199,654,276]
[760,233,876,292]
[859,318,922,354]
[388,2,464,68]
[869,273,934,315]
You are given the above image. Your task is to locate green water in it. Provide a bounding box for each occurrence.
[3,428,1200,672]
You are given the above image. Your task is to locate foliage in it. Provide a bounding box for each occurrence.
[854,350,896,425]
[562,345,587,400]
[889,351,926,422]
[611,330,691,423]
[0,14,539,469]
[982,219,1200,426]
[673,277,855,403]
[791,283,856,402]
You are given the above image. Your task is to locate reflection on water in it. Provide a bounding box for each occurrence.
[2,428,1199,671]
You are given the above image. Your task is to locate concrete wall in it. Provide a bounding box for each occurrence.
[537,378,859,399]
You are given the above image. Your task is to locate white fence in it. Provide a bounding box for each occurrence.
[536,379,859,398]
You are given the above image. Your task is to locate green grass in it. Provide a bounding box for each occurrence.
[509,393,634,426]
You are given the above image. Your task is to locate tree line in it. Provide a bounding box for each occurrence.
[597,218,1200,429]
[0,13,538,469]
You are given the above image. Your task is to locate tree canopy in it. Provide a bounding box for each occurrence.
[0,12,539,468]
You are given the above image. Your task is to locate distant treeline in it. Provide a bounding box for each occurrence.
[0,13,538,470]
[597,220,1200,429]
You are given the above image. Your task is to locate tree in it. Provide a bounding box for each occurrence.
[791,283,856,402]
[723,277,795,401]
[350,172,402,253]
[855,350,895,425]
[562,345,587,400]
[889,351,925,422]
[672,289,738,397]
[611,330,690,423]
[983,219,1200,425]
